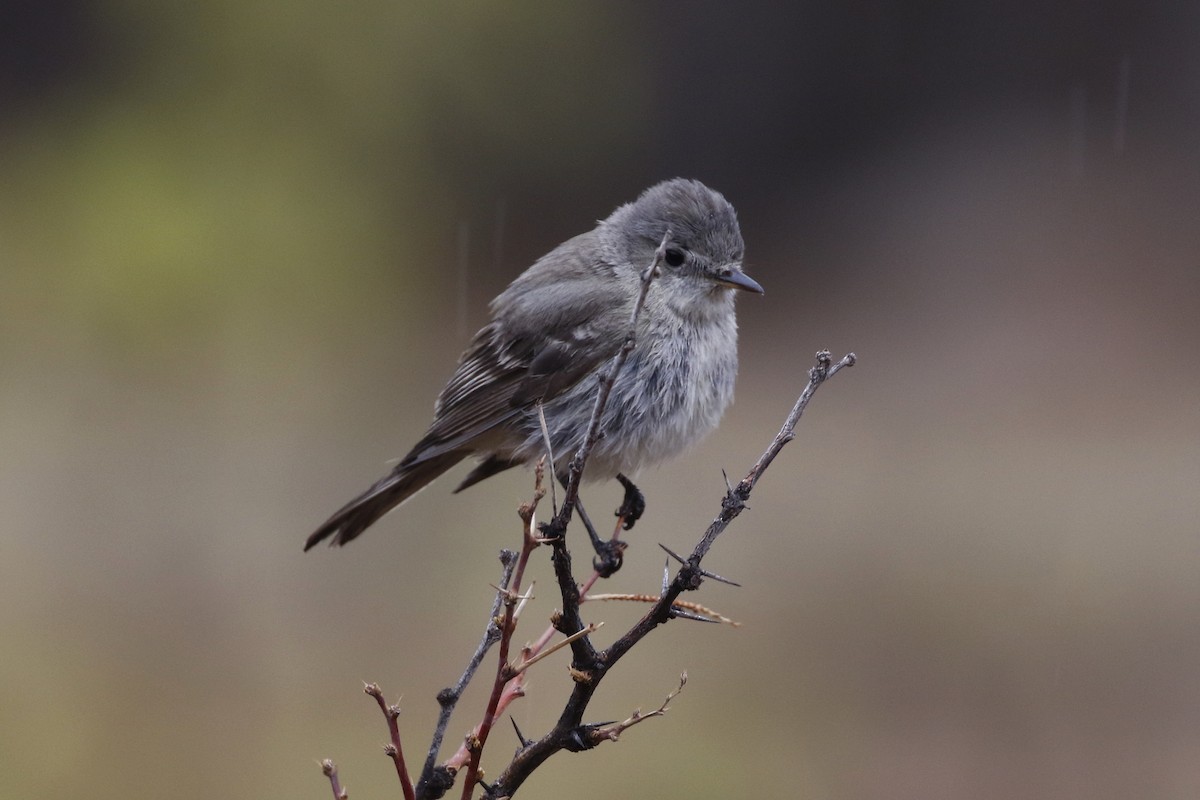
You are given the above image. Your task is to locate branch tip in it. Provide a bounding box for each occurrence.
[320,759,348,800]
[590,672,688,743]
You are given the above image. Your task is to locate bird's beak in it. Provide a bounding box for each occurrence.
[715,266,764,294]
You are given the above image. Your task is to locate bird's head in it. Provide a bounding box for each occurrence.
[603,178,763,315]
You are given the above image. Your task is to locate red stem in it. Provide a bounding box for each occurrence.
[457,505,541,799]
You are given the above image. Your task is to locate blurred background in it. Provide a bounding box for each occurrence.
[3,2,1198,798]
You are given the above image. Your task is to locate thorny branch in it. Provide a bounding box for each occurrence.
[416,550,518,797]
[321,759,348,800]
[536,230,673,675]
[365,683,415,800]
[583,593,739,627]
[454,461,549,800]
[591,672,688,744]
[448,241,671,798]
[485,349,855,798]
[314,228,856,800]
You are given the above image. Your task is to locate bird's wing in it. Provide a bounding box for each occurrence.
[401,298,628,468]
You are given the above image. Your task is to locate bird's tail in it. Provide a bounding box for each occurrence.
[304,452,464,550]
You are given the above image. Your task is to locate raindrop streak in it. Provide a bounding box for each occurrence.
[492,197,507,278]
[1069,85,1087,177]
[1114,56,1130,156]
[457,221,470,341]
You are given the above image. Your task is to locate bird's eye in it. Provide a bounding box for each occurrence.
[664,248,686,268]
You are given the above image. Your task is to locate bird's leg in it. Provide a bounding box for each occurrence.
[559,474,626,577]
[614,473,646,531]
[573,496,604,552]
[579,495,625,577]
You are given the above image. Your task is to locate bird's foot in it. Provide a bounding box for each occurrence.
[575,497,627,577]
[615,473,646,531]
[591,539,628,578]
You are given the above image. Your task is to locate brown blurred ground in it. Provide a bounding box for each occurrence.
[2,3,1198,799]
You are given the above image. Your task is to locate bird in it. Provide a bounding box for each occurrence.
[305,178,762,551]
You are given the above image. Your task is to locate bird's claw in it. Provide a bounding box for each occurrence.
[591,540,627,578]
[615,473,646,530]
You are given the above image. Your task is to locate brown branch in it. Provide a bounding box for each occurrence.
[685,349,858,561]
[365,683,416,800]
[583,593,739,626]
[513,623,603,674]
[455,461,548,800]
[591,672,687,743]
[320,759,349,800]
[486,349,856,798]
[317,349,854,800]
[416,547,519,799]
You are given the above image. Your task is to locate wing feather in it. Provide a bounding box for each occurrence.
[402,238,631,468]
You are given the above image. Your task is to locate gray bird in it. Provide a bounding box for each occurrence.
[305,178,762,551]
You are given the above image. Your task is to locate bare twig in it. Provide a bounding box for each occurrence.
[583,593,739,626]
[513,623,603,674]
[325,341,855,800]
[684,350,857,561]
[365,683,416,800]
[487,350,856,797]
[417,464,544,799]
[601,351,857,665]
[456,463,549,799]
[417,549,519,797]
[321,759,349,800]
[591,673,688,743]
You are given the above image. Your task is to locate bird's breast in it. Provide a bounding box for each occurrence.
[584,312,739,477]
[514,309,741,481]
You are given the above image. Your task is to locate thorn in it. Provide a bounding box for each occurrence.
[514,622,602,674]
[536,402,558,514]
[697,567,742,588]
[658,543,686,564]
[510,716,532,748]
[657,543,741,586]
[670,606,721,624]
[514,582,535,619]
